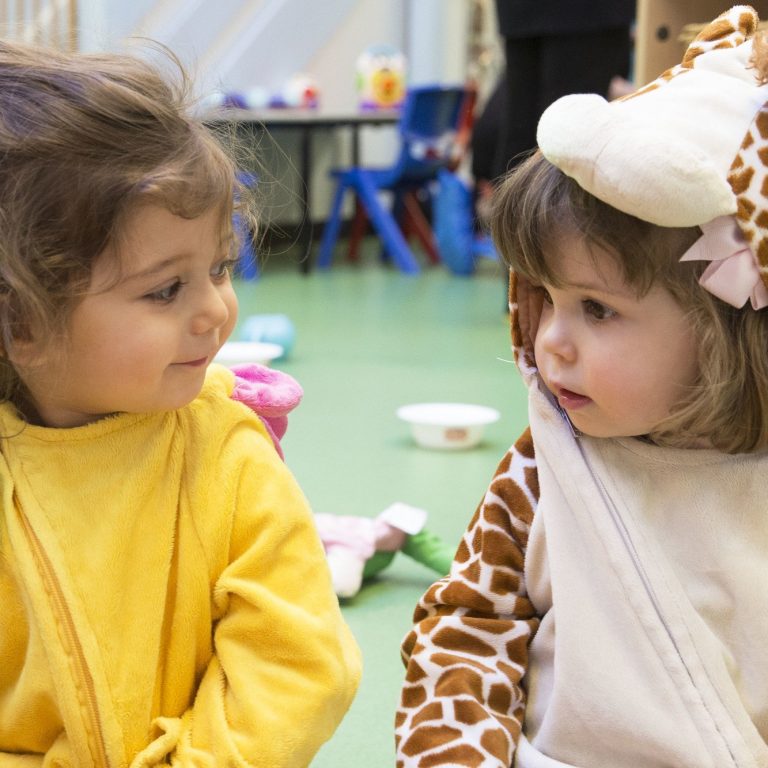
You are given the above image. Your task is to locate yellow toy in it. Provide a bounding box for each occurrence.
[356,44,406,110]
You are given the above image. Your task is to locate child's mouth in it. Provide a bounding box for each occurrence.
[557,387,592,410]
[176,357,208,367]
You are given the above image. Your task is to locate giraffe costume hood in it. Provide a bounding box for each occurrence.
[513,4,768,373]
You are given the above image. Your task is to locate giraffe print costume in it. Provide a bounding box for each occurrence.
[395,429,539,767]
[396,7,768,767]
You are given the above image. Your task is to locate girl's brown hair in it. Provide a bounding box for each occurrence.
[0,39,251,404]
[491,150,768,454]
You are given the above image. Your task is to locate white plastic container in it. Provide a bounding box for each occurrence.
[396,402,500,450]
[214,341,284,366]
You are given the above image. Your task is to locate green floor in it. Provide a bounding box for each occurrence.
[232,244,528,767]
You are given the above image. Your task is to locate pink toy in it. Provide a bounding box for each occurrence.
[315,503,454,598]
[230,363,303,459]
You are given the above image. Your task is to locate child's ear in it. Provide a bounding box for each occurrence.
[0,297,44,368]
[5,335,48,369]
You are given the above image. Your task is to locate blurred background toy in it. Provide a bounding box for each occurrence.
[241,313,296,360]
[198,91,238,110]
[240,86,271,110]
[270,73,320,109]
[202,80,317,112]
[315,502,454,599]
[356,44,407,111]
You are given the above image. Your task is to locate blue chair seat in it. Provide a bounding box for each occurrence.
[317,85,468,274]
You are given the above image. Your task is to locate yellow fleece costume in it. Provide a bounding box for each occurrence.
[0,364,361,767]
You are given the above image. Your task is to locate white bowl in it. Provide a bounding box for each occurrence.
[214,341,284,366]
[396,402,501,450]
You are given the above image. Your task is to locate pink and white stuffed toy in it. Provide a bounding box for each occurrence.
[227,365,455,598]
[315,502,455,599]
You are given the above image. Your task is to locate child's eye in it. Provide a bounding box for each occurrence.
[145,280,185,303]
[534,285,553,304]
[583,299,616,320]
[211,257,238,281]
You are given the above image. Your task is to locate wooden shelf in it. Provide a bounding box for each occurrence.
[635,0,768,85]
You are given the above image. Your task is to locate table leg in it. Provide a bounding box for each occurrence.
[351,124,361,166]
[300,124,312,273]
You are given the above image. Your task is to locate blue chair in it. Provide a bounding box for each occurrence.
[317,84,468,274]
[434,168,498,276]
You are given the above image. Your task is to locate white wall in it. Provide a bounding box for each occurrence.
[79,0,476,107]
[76,0,477,224]
[407,0,469,85]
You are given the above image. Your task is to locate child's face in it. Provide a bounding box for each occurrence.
[14,204,238,427]
[533,237,698,439]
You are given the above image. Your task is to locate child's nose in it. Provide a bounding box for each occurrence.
[536,312,577,362]
[191,284,230,335]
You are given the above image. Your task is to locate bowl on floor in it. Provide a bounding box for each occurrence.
[396,402,500,450]
[214,341,284,366]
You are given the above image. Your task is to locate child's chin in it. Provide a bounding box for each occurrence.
[568,417,639,440]
[157,386,205,414]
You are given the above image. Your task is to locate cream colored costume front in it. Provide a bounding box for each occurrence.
[0,364,361,767]
[520,379,768,767]
[396,7,768,767]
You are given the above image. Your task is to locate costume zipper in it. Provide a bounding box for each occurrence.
[538,377,742,763]
[572,437,740,767]
[19,510,110,768]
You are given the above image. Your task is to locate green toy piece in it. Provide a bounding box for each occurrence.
[363,528,455,580]
[316,503,456,598]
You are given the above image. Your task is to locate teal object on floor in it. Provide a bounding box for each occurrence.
[241,313,295,359]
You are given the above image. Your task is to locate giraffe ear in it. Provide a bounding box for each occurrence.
[680,5,758,69]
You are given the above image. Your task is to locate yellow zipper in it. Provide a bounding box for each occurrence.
[19,510,110,768]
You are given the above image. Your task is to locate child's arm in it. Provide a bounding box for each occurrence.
[395,428,540,767]
[131,434,361,768]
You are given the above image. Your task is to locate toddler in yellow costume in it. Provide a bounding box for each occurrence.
[0,40,360,766]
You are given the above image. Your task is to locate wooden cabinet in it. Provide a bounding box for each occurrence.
[635,0,768,85]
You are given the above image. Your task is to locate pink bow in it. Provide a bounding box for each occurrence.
[680,215,768,309]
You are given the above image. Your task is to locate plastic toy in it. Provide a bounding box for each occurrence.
[314,503,455,598]
[270,73,319,109]
[241,87,270,110]
[203,79,316,112]
[241,314,296,360]
[230,363,302,461]
[356,44,407,110]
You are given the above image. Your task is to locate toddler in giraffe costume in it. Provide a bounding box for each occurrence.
[396,6,768,767]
